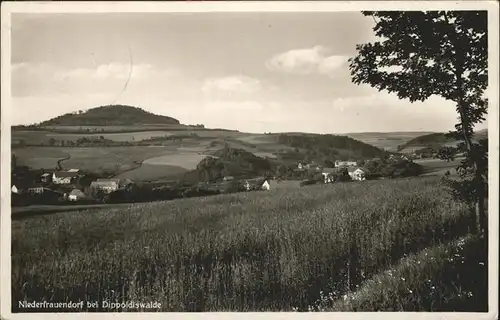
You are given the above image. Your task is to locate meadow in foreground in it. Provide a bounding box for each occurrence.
[12,177,483,312]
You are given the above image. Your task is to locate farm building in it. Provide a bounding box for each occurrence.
[321,167,336,183]
[335,160,357,167]
[68,189,86,201]
[348,167,367,181]
[90,179,119,194]
[244,178,271,191]
[52,170,80,184]
[27,186,49,194]
[261,180,270,190]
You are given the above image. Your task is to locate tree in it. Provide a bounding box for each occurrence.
[435,146,456,162]
[49,138,56,146]
[349,11,488,236]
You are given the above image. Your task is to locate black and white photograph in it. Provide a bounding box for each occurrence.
[1,1,498,317]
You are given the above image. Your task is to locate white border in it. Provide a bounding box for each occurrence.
[1,2,498,320]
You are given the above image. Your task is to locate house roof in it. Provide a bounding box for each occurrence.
[246,177,267,186]
[91,180,118,187]
[54,171,79,178]
[98,178,120,182]
[348,167,365,173]
[41,173,51,177]
[69,189,85,196]
[322,167,336,174]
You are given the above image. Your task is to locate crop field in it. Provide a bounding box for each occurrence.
[114,164,188,181]
[415,158,464,176]
[11,177,485,312]
[143,153,211,169]
[13,147,180,175]
[12,129,246,144]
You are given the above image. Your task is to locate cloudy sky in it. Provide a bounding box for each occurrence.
[10,12,487,133]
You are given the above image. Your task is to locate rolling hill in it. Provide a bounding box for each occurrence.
[397,129,488,153]
[32,105,181,127]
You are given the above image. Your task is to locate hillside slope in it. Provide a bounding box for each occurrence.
[36,105,181,126]
[275,133,389,161]
[398,129,488,152]
[183,146,273,183]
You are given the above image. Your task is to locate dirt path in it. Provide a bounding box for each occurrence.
[56,155,71,170]
[110,159,144,178]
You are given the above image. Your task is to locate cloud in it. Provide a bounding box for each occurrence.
[266,45,349,76]
[202,76,261,95]
[11,62,180,97]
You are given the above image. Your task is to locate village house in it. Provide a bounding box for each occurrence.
[335,160,357,167]
[90,179,120,194]
[223,176,234,181]
[348,167,367,181]
[40,172,52,183]
[321,167,336,183]
[68,189,86,201]
[244,178,271,191]
[52,170,80,184]
[27,186,50,194]
[261,179,270,190]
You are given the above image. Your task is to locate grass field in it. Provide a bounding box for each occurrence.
[12,129,252,145]
[11,177,484,312]
[12,147,180,176]
[115,164,188,181]
[415,158,464,176]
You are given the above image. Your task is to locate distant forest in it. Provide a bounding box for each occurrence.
[276,134,389,162]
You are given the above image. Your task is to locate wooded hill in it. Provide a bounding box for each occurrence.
[397,129,488,151]
[276,133,390,161]
[33,105,181,126]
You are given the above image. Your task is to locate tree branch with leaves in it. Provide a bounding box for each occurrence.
[349,11,488,236]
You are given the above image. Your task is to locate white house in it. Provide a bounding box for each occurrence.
[321,167,336,183]
[11,185,19,194]
[336,160,357,167]
[68,189,86,201]
[348,168,366,181]
[27,186,49,194]
[90,179,119,194]
[261,180,270,190]
[52,171,80,184]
